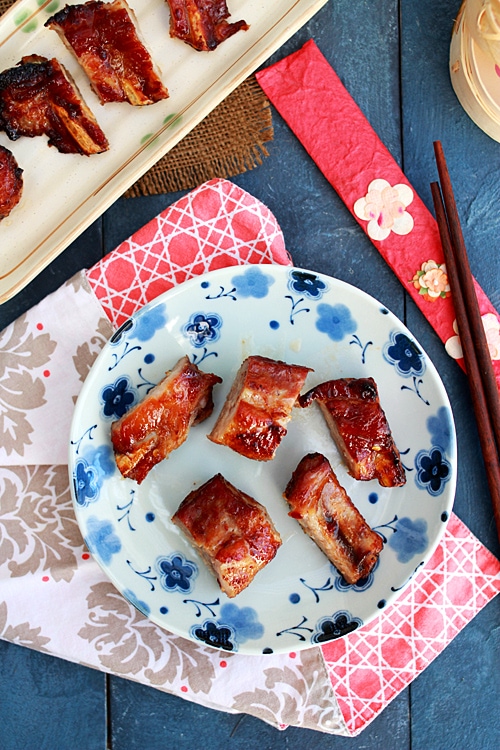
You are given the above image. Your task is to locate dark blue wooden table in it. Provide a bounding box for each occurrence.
[1,1,499,748]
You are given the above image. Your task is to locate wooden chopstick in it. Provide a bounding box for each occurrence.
[434,141,500,450]
[431,143,500,540]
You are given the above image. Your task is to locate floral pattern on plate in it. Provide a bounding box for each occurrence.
[68,266,457,654]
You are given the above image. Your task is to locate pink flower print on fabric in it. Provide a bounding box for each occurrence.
[411,260,451,302]
[354,178,414,241]
[445,312,500,361]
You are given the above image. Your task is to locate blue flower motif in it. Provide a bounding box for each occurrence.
[231,267,274,298]
[123,589,151,617]
[183,312,222,348]
[90,444,116,478]
[384,331,425,377]
[219,603,264,642]
[73,459,99,507]
[157,553,197,593]
[312,611,362,643]
[73,445,115,507]
[333,559,379,592]
[101,376,136,419]
[415,447,452,496]
[427,406,453,453]
[192,620,235,651]
[130,304,168,342]
[315,303,357,341]
[85,517,121,564]
[388,516,428,563]
[288,270,328,300]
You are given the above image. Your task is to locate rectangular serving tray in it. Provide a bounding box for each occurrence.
[0,0,327,303]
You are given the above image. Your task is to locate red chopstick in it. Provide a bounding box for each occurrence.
[431,142,500,541]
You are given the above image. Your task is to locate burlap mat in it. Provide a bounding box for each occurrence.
[0,0,274,196]
[125,76,273,197]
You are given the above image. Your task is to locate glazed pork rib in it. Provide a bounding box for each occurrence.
[0,145,23,220]
[0,55,108,154]
[172,473,282,597]
[299,377,406,487]
[46,1,169,105]
[111,356,222,483]
[208,355,312,461]
[165,0,249,51]
[284,452,383,585]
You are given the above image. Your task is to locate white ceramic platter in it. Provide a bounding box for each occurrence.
[69,265,457,654]
[0,0,327,301]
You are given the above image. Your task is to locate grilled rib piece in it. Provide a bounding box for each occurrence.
[165,0,249,51]
[172,473,282,597]
[46,1,169,105]
[299,378,406,487]
[284,452,383,584]
[208,355,312,461]
[111,356,222,483]
[0,55,108,154]
[0,145,23,220]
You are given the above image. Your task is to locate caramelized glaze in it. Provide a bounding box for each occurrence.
[208,355,312,461]
[165,0,249,51]
[46,1,169,105]
[0,145,23,220]
[284,452,384,584]
[0,55,108,154]
[299,377,406,487]
[111,356,222,483]
[172,473,282,597]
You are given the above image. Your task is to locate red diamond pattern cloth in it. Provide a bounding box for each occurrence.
[322,513,500,734]
[84,178,500,736]
[87,178,291,328]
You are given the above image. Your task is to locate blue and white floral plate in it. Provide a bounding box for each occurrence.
[69,265,457,654]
